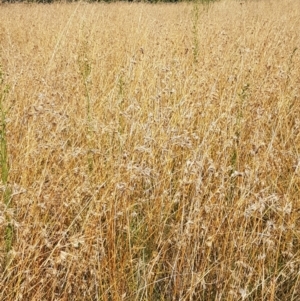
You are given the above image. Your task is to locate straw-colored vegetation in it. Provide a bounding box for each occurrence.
[0,1,300,300]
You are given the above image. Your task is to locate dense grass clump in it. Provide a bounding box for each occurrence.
[0,1,300,300]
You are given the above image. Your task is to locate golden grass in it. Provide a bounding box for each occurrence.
[0,0,300,300]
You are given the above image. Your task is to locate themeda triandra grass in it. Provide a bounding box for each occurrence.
[0,1,300,300]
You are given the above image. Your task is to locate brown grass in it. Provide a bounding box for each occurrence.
[0,0,300,300]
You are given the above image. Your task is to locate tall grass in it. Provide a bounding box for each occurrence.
[0,0,300,300]
[0,63,13,269]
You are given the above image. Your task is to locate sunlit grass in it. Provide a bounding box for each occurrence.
[0,1,300,300]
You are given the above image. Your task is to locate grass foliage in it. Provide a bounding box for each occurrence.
[0,0,300,300]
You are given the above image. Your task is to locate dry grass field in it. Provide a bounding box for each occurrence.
[0,0,300,300]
